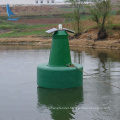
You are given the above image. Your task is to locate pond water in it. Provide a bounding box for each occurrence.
[0,47,120,120]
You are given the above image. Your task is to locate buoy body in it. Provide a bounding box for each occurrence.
[49,31,71,66]
[37,30,83,88]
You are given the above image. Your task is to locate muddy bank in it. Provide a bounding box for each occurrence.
[0,36,120,51]
[69,39,120,50]
[0,36,52,46]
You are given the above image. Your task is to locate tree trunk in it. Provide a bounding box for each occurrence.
[97,15,108,40]
[97,27,108,40]
[77,20,80,33]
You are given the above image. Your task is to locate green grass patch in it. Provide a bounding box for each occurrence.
[110,11,117,15]
[80,15,90,21]
[0,20,52,30]
[0,29,46,38]
[0,20,54,37]
[63,13,90,22]
[21,14,63,19]
[0,16,8,20]
[111,23,120,29]
[59,8,74,12]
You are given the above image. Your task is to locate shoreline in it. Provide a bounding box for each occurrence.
[0,36,120,51]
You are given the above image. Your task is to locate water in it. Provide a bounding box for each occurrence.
[0,47,120,120]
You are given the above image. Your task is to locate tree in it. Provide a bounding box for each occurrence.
[89,0,112,40]
[116,0,120,15]
[66,0,86,34]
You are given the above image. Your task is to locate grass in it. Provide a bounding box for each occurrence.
[0,20,54,38]
[0,20,52,30]
[0,29,46,38]
[0,16,8,20]
[59,7,74,12]
[110,23,120,29]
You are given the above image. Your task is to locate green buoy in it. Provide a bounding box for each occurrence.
[37,24,83,89]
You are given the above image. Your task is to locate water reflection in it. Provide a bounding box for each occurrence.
[97,52,112,80]
[73,50,83,64]
[37,87,83,120]
[72,48,120,80]
[98,52,108,71]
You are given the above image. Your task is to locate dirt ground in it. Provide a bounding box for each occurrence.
[0,5,60,16]
[70,28,120,50]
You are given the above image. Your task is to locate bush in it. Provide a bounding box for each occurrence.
[116,10,120,15]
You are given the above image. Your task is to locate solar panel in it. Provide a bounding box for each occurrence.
[63,28,75,33]
[46,28,58,34]
[46,25,75,34]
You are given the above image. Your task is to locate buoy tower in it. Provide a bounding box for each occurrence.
[37,24,83,88]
